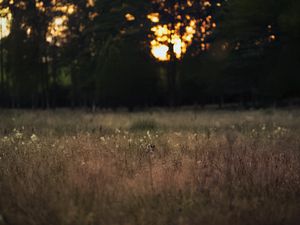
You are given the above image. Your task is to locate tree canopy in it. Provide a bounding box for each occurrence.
[0,0,299,108]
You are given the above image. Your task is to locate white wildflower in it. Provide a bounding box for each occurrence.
[15,131,23,139]
[147,130,151,139]
[31,134,38,142]
[2,136,8,141]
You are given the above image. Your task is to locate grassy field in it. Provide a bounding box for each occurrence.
[0,109,300,225]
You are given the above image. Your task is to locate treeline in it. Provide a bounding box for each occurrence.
[0,0,299,109]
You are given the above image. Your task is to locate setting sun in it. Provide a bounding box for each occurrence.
[148,16,214,61]
[147,0,217,61]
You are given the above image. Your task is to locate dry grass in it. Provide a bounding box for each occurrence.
[0,109,300,225]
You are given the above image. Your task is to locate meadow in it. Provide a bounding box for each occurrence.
[0,109,300,225]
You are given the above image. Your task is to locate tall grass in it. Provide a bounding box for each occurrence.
[0,109,299,225]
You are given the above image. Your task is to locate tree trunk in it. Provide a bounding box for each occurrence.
[167,57,177,107]
[0,36,4,107]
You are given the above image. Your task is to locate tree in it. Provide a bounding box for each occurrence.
[219,0,300,105]
[129,0,223,105]
[0,4,12,106]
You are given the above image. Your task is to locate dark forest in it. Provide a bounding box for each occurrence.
[0,0,299,109]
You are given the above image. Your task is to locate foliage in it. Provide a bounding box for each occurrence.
[0,0,299,108]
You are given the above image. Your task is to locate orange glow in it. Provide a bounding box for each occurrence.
[26,27,32,36]
[268,34,276,42]
[87,0,95,7]
[151,43,170,61]
[149,19,198,61]
[0,6,12,39]
[147,13,160,23]
[36,1,46,12]
[147,0,218,61]
[125,13,135,21]
[203,1,211,7]
[46,15,69,46]
[88,12,98,21]
[53,4,76,15]
[149,16,215,61]
[46,3,77,46]
[2,0,96,45]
